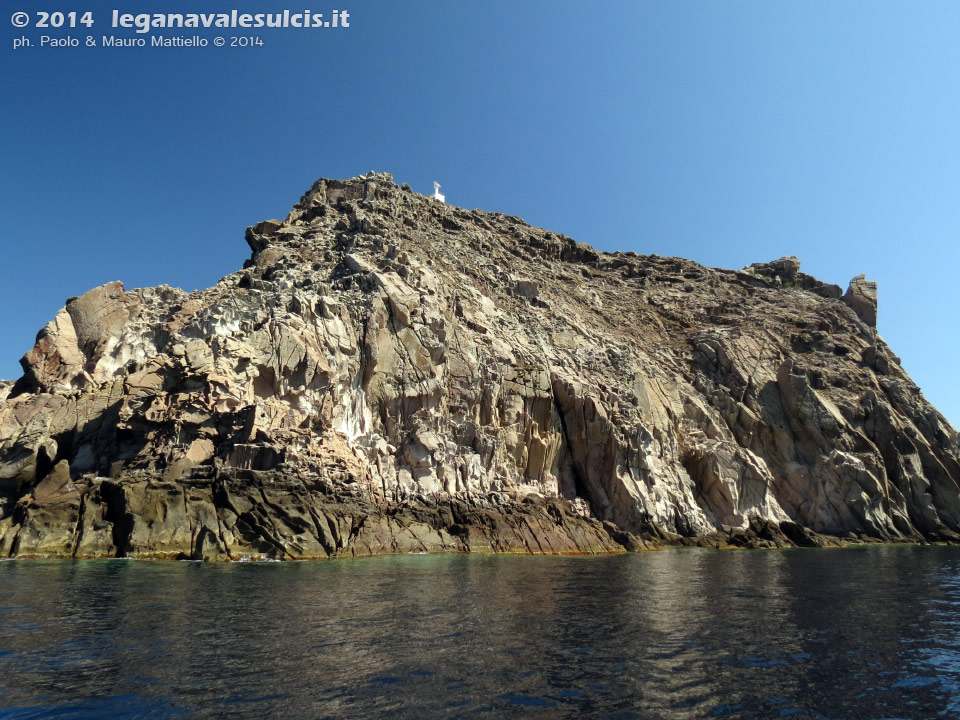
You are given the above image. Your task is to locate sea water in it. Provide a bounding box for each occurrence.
[1,546,959,719]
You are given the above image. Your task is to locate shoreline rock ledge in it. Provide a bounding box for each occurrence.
[1,172,958,560]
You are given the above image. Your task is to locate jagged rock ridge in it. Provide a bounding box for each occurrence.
[1,171,958,560]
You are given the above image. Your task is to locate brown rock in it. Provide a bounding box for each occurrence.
[0,172,955,560]
[843,273,878,327]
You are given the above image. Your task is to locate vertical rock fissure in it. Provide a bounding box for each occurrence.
[101,481,133,557]
[256,488,299,559]
[70,491,87,558]
[303,500,336,557]
[212,496,234,560]
[550,382,593,512]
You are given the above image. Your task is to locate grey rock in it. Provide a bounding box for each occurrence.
[843,273,878,327]
[748,256,801,283]
[0,172,955,559]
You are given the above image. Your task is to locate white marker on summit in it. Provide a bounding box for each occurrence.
[432,182,445,203]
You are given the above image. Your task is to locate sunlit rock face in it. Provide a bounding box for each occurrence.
[0,172,957,560]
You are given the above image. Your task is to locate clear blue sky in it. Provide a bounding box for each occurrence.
[3,1,959,425]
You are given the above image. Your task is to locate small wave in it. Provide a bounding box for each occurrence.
[892,675,939,689]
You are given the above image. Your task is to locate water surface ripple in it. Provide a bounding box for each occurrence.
[2,546,960,719]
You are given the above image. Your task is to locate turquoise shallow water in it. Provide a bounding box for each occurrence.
[1,546,960,719]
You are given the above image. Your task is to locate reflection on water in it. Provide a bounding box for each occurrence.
[1,547,960,719]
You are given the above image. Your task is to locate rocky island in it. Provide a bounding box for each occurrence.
[1,172,957,560]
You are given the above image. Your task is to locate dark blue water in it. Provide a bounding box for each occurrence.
[1,547,959,719]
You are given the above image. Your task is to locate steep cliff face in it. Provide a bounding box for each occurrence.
[1,172,958,560]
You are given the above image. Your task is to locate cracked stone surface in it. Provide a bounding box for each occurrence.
[0,172,957,560]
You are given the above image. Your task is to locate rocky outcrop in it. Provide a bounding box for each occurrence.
[0,172,957,560]
[843,273,878,327]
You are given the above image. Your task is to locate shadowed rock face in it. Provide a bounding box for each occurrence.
[0,172,958,560]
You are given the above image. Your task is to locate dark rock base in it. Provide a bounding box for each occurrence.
[2,469,954,561]
[0,470,630,561]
